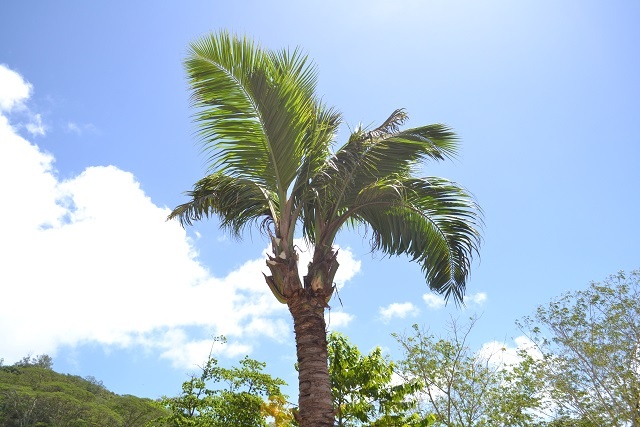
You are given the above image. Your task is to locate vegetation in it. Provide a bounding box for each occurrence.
[328,332,433,427]
[167,30,482,427]
[393,317,544,427]
[0,355,166,427]
[519,270,640,427]
[155,337,293,427]
[2,270,637,426]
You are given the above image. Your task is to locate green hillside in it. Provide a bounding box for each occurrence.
[0,355,166,427]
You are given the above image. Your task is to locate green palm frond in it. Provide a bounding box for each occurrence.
[186,31,328,204]
[292,103,342,192]
[336,177,482,304]
[341,122,458,183]
[187,33,266,176]
[348,108,408,143]
[167,172,274,237]
[344,109,457,169]
[306,110,460,241]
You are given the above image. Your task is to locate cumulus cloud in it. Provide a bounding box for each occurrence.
[0,64,47,136]
[478,335,542,367]
[0,64,31,112]
[153,330,253,369]
[0,65,361,369]
[379,302,419,323]
[468,292,487,305]
[423,293,446,309]
[423,291,487,310]
[326,310,354,330]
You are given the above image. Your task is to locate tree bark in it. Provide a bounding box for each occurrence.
[288,289,334,427]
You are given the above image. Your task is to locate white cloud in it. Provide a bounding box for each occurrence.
[66,122,81,134]
[423,293,446,309]
[0,64,32,112]
[422,291,487,310]
[0,64,46,137]
[0,66,362,370]
[66,121,97,136]
[379,302,419,323]
[390,371,406,387]
[326,310,354,330]
[468,292,487,305]
[478,335,542,368]
[154,329,253,370]
[26,113,46,136]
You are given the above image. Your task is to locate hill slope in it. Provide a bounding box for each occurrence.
[0,356,166,427]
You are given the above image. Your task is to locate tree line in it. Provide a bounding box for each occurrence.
[4,270,636,426]
[156,270,639,426]
[0,356,166,426]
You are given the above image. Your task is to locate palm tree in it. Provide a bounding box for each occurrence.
[168,31,482,427]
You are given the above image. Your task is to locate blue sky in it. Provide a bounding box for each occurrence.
[1,0,639,401]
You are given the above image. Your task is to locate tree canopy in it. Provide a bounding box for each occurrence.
[156,337,292,427]
[393,317,544,427]
[328,332,432,427]
[0,356,166,427]
[518,270,640,427]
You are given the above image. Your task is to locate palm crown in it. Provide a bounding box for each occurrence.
[168,31,482,426]
[168,31,482,304]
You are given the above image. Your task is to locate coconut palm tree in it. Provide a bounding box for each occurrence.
[168,31,482,427]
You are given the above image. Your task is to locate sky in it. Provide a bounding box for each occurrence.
[1,0,639,402]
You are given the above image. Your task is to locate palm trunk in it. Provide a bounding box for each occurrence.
[288,289,334,427]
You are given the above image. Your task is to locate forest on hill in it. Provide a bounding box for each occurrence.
[0,355,166,427]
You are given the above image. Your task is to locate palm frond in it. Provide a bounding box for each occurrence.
[341,177,482,304]
[348,108,408,143]
[167,172,274,238]
[186,31,328,202]
[311,110,460,233]
[187,32,268,179]
[338,121,459,183]
[293,103,342,241]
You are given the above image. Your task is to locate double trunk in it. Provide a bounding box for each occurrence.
[265,244,338,427]
[288,289,334,427]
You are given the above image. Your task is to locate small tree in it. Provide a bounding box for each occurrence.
[14,354,53,370]
[328,332,431,427]
[394,316,544,427]
[158,338,293,427]
[518,270,640,427]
